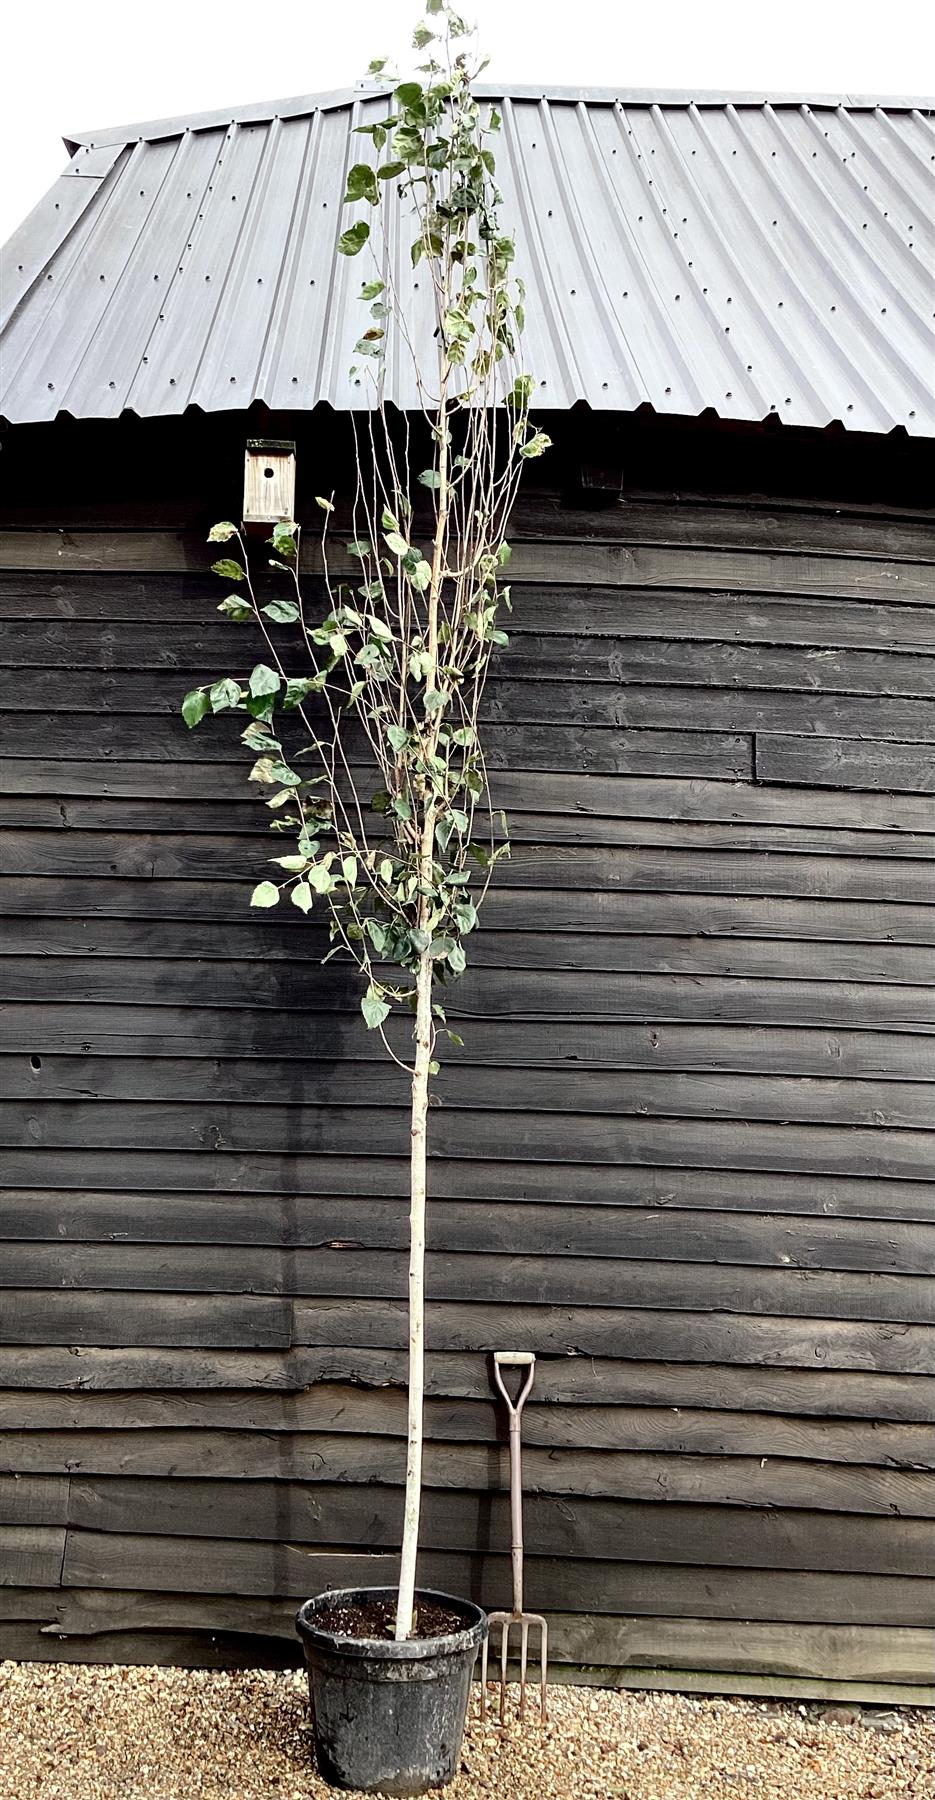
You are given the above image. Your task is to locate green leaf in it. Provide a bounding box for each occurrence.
[417,469,441,489]
[386,723,410,753]
[377,162,406,180]
[308,864,334,894]
[267,761,301,787]
[262,600,300,624]
[409,559,432,592]
[272,855,309,872]
[384,530,410,558]
[250,881,280,908]
[270,520,297,557]
[315,495,335,512]
[520,430,552,460]
[395,81,424,109]
[241,724,280,751]
[342,855,359,888]
[391,795,413,822]
[209,678,242,713]
[428,1059,440,1076]
[423,689,446,713]
[362,988,391,1030]
[379,858,394,884]
[360,279,385,299]
[410,238,424,268]
[181,688,209,728]
[283,677,317,708]
[366,57,388,74]
[337,220,370,256]
[291,882,314,914]
[249,664,281,698]
[217,596,252,621]
[208,521,238,542]
[347,540,371,558]
[344,162,379,205]
[412,23,434,48]
[211,558,246,581]
[447,943,466,974]
[365,918,387,953]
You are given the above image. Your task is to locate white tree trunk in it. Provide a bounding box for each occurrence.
[394,946,434,1640]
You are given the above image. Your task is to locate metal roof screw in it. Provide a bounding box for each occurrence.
[830,304,836,311]
[140,190,145,197]
[638,214,643,221]
[186,192,192,198]
[205,275,211,282]
[622,290,628,297]
[777,300,784,307]
[602,381,608,389]
[664,385,671,394]
[229,376,236,383]
[109,381,115,389]
[570,288,576,295]
[47,274,53,281]
[909,409,916,418]
[47,383,54,391]
[725,390,732,398]
[674,293,680,301]
[257,277,262,284]
[785,397,791,405]
[169,378,176,385]
[862,222,868,228]
[16,263,22,271]
[726,296,732,303]
[724,325,730,332]
[55,202,60,211]
[846,404,853,411]
[292,376,298,384]
[99,274,105,282]
[547,209,552,216]
[746,364,753,371]
[881,306,887,313]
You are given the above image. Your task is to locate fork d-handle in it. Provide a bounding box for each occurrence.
[493,1351,535,1616]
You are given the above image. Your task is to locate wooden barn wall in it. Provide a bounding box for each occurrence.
[0,412,933,1700]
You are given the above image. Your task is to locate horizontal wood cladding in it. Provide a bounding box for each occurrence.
[10,1555,934,1628]
[5,1387,933,1468]
[2,460,934,1687]
[2,1349,931,1422]
[4,1293,933,1373]
[2,529,931,603]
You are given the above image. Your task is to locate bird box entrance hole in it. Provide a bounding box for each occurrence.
[243,438,296,526]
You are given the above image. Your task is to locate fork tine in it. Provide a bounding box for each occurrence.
[499,1616,510,1727]
[518,1619,529,1720]
[479,1629,489,1720]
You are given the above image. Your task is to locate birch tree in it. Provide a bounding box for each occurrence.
[182,0,548,1641]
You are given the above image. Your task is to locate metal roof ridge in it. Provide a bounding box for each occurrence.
[64,82,935,151]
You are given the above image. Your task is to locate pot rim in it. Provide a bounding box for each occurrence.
[296,1586,488,1663]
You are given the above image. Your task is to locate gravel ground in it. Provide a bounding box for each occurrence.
[0,1663,932,1800]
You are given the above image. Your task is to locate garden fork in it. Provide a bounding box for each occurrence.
[480,1351,549,1725]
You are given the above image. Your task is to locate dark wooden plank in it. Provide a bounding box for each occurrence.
[1,712,755,778]
[68,1477,935,1573]
[8,1007,935,1081]
[2,531,930,602]
[12,1388,933,1469]
[4,1292,932,1372]
[0,1475,68,1525]
[54,1540,935,1627]
[10,620,935,701]
[5,881,933,949]
[4,960,933,1031]
[7,795,935,865]
[6,667,935,741]
[7,831,934,905]
[6,1057,935,1128]
[6,1429,933,1515]
[0,1623,299,1668]
[758,734,935,794]
[6,921,934,987]
[4,1100,934,1182]
[7,762,934,836]
[3,1346,931,1423]
[5,1190,931,1275]
[0,1525,66,1588]
[5,1152,932,1224]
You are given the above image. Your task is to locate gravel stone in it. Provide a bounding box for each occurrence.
[0,1663,932,1800]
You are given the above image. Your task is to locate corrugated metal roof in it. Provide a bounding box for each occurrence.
[2,86,933,433]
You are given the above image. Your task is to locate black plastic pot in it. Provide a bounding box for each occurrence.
[295,1587,488,1796]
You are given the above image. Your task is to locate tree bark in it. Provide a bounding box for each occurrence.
[394,944,434,1640]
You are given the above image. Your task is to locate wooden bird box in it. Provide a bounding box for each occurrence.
[243,439,296,526]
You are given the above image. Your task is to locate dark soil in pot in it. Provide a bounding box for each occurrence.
[296,1586,488,1797]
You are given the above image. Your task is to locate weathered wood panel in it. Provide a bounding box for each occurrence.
[2,424,934,1689]
[2,1347,930,1422]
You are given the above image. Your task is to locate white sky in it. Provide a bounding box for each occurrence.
[1,0,932,242]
